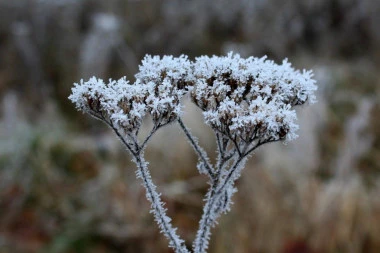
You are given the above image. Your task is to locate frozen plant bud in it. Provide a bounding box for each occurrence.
[190,52,317,142]
[135,55,193,124]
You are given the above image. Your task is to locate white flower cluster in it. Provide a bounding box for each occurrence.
[69,55,192,131]
[68,77,149,131]
[135,55,192,124]
[191,53,317,141]
[69,52,316,141]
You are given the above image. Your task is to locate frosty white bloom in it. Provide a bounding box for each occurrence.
[136,54,192,124]
[68,77,149,132]
[69,77,120,115]
[190,52,317,142]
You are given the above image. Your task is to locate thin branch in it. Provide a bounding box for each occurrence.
[98,115,188,252]
[178,117,215,179]
[192,132,238,253]
[223,149,236,163]
[244,137,279,157]
[135,123,141,138]
[194,137,280,252]
[90,111,137,156]
[222,136,229,151]
[126,131,139,148]
[139,121,173,150]
[215,133,225,173]
[217,139,280,201]
[215,157,244,196]
[108,122,137,156]
[134,153,190,253]
[215,133,224,158]
[140,123,160,151]
[215,134,235,181]
[193,156,244,253]
[230,135,242,157]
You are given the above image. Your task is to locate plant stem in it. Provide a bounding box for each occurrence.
[193,154,245,253]
[178,118,215,179]
[107,119,189,253]
[134,152,190,253]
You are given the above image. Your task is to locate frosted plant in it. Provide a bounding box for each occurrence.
[69,52,317,253]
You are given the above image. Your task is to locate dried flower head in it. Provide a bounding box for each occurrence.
[135,54,192,124]
[68,77,149,132]
[190,52,317,141]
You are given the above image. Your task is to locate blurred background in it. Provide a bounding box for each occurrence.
[1,0,380,252]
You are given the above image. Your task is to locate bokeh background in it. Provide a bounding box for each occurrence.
[1,0,380,252]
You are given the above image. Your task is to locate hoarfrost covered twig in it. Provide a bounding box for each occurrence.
[134,152,190,253]
[178,117,215,179]
[69,52,317,253]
